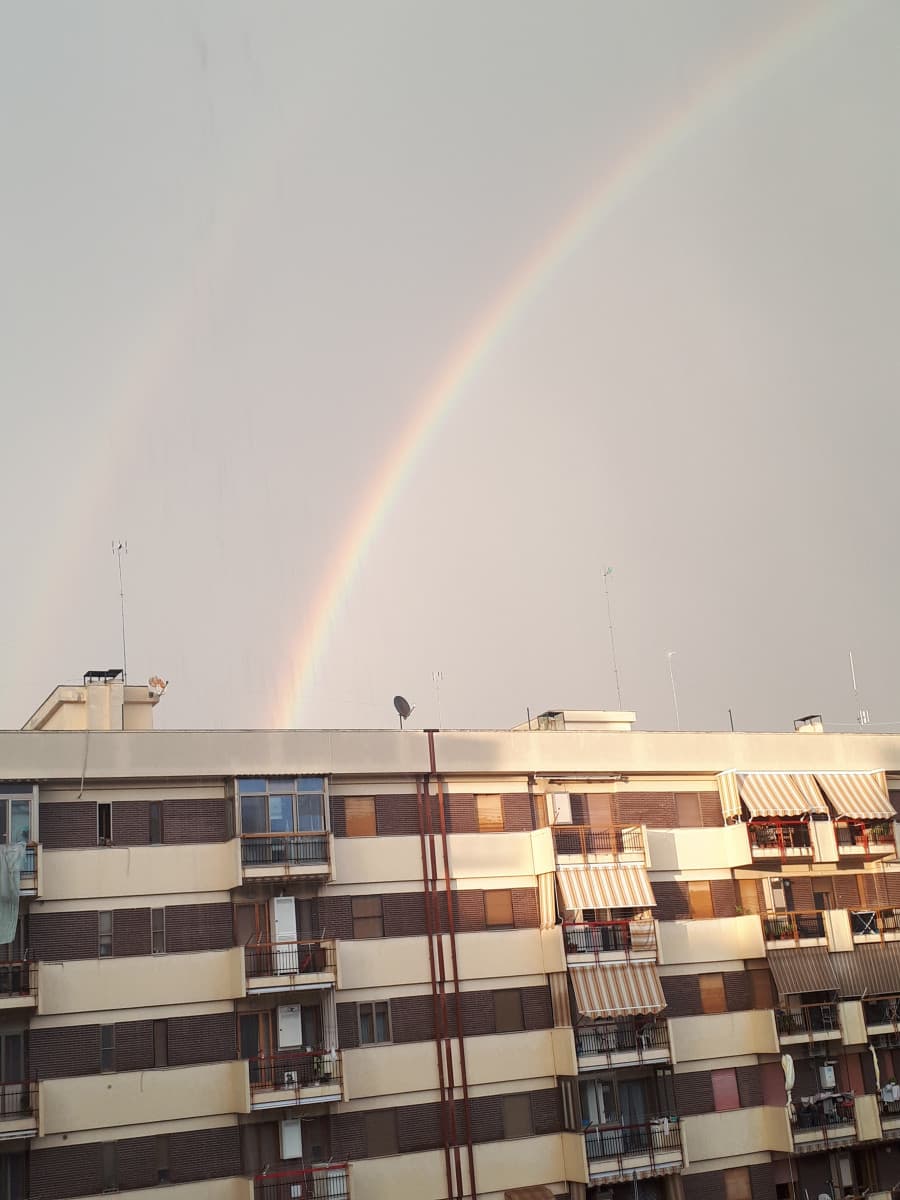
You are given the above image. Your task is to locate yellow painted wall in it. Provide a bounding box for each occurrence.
[73,1181,251,1200]
[810,819,838,863]
[657,915,765,966]
[551,1026,578,1077]
[37,949,244,1016]
[456,929,547,980]
[40,1061,249,1136]
[855,1093,882,1142]
[447,832,537,880]
[682,1106,792,1163]
[332,836,422,885]
[825,909,853,952]
[336,938,431,991]
[40,843,241,900]
[669,1010,779,1063]
[350,1148,447,1200]
[475,1133,566,1192]
[562,1131,589,1184]
[541,926,566,974]
[454,1031,556,1088]
[646,824,751,872]
[343,1041,439,1100]
[838,999,866,1045]
[531,827,556,876]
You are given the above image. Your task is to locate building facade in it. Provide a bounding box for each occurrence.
[0,681,898,1200]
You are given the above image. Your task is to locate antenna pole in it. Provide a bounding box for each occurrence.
[602,567,623,709]
[728,707,735,732]
[112,540,128,683]
[666,651,680,731]
[849,649,870,727]
[432,671,444,729]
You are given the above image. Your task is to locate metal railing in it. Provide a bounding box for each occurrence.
[254,1164,349,1200]
[0,961,34,1000]
[762,911,825,942]
[776,1003,839,1037]
[792,1096,856,1136]
[748,821,813,858]
[0,1082,36,1120]
[585,1118,682,1172]
[576,1019,669,1064]
[837,821,896,854]
[864,997,900,1026]
[241,832,329,868]
[850,908,900,938]
[244,939,335,980]
[248,1048,341,1094]
[879,1095,900,1119]
[20,845,37,887]
[552,825,645,861]
[564,920,656,957]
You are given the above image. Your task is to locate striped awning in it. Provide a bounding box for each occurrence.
[767,946,841,997]
[739,773,828,818]
[718,772,742,822]
[556,864,655,912]
[569,962,665,1017]
[768,943,900,999]
[814,772,895,821]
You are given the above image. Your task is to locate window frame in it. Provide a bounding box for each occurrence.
[345,797,377,838]
[358,1000,392,1045]
[351,896,384,939]
[237,777,327,836]
[97,803,112,846]
[100,1025,115,1073]
[475,794,504,832]
[149,801,163,846]
[151,908,166,954]
[98,911,113,958]
[699,972,726,1014]
[484,889,515,928]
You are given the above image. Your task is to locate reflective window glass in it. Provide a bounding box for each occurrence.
[268,795,294,833]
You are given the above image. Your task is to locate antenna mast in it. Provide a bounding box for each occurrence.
[667,650,681,731]
[601,567,623,709]
[112,541,128,683]
[848,650,870,727]
[432,671,444,729]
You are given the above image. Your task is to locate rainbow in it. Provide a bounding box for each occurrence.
[275,0,851,728]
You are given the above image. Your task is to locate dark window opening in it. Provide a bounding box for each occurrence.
[98,803,112,845]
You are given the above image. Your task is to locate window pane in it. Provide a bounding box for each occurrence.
[9,802,29,844]
[359,1006,375,1045]
[238,779,267,796]
[502,1095,533,1139]
[712,1068,741,1112]
[298,777,325,793]
[99,912,113,935]
[485,890,514,927]
[688,881,714,920]
[494,990,524,1033]
[149,802,163,845]
[0,804,6,844]
[345,798,377,837]
[153,1020,168,1068]
[268,795,294,833]
[374,1002,391,1042]
[241,796,267,834]
[700,973,726,1014]
[296,794,324,832]
[98,804,112,843]
[476,795,503,832]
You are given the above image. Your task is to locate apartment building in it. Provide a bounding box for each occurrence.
[0,676,898,1200]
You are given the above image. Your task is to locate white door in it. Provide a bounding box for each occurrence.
[279,1117,302,1160]
[272,897,299,973]
[548,792,573,825]
[277,1005,303,1049]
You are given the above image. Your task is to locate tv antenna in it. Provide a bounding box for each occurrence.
[601,567,623,709]
[432,671,444,728]
[666,650,681,731]
[849,650,870,727]
[393,695,413,730]
[112,540,128,683]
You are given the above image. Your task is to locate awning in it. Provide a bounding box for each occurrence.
[739,773,828,818]
[556,864,655,912]
[569,962,665,1017]
[718,772,742,822]
[768,943,900,999]
[814,772,896,821]
[767,946,841,997]
[504,1189,555,1200]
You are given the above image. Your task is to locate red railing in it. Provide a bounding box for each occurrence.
[563,919,656,958]
[762,911,825,943]
[244,939,335,979]
[552,825,645,861]
[575,1019,669,1065]
[776,1003,839,1037]
[748,821,813,858]
[837,821,896,855]
[584,1118,682,1175]
[849,907,900,939]
[254,1164,349,1200]
[241,832,329,868]
[248,1048,341,1094]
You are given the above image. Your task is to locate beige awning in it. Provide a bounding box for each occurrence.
[767,946,841,996]
[569,962,665,1017]
[814,772,895,821]
[718,772,742,822]
[768,943,900,999]
[504,1189,555,1200]
[739,773,828,818]
[556,864,655,912]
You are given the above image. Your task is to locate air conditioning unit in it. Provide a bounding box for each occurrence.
[282,1069,300,1088]
[820,1062,836,1090]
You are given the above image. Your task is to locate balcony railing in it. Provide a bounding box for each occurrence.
[837,821,896,855]
[0,1082,36,1120]
[879,1095,900,1119]
[792,1095,856,1137]
[585,1118,682,1173]
[576,1019,669,1064]
[248,1048,341,1095]
[564,920,656,958]
[552,825,645,861]
[20,845,37,891]
[850,907,900,939]
[244,939,335,980]
[254,1164,349,1200]
[776,1003,839,1037]
[763,911,825,943]
[241,832,329,868]
[0,961,34,1001]
[748,821,813,858]
[864,997,900,1027]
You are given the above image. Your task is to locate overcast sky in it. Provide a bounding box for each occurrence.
[2,1,899,734]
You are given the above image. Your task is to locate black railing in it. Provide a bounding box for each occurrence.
[792,1097,855,1132]
[248,1048,341,1094]
[564,920,656,957]
[0,961,33,1000]
[254,1165,349,1200]
[864,997,900,1026]
[0,1083,36,1120]
[880,1096,900,1118]
[241,833,329,867]
[748,822,813,857]
[585,1118,682,1168]
[576,1020,669,1063]
[552,826,645,860]
[776,1004,839,1037]
[244,940,335,980]
[850,907,900,937]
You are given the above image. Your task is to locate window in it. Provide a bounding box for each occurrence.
[156,1136,170,1185]
[738,879,759,914]
[0,790,32,846]
[98,912,113,958]
[723,1167,751,1200]
[237,778,326,835]
[98,803,112,845]
[678,793,702,827]
[476,795,503,832]
[712,1068,740,1112]
[345,797,377,837]
[100,1026,115,1073]
[153,1020,168,1067]
[750,966,775,1010]
[700,973,726,1014]
[149,802,163,845]
[502,1094,533,1139]
[101,1142,117,1192]
[352,896,384,939]
[365,1110,398,1156]
[814,889,833,912]
[494,989,524,1033]
[688,881,714,920]
[358,1001,391,1045]
[484,890,514,927]
[151,909,165,954]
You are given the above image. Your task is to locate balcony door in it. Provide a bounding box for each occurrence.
[0,1034,25,1116]
[239,1012,273,1085]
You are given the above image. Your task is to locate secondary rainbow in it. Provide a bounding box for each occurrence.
[273,0,850,727]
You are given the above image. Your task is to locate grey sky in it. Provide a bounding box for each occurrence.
[2,1,899,734]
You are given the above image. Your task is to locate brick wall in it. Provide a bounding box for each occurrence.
[115,1136,158,1191]
[710,879,737,918]
[30,1025,102,1079]
[737,1064,763,1106]
[616,792,678,828]
[318,895,354,940]
[374,794,420,836]
[30,1142,104,1199]
[723,971,753,1011]
[109,801,151,846]
[114,1020,154,1072]
[164,903,233,953]
[652,882,686,921]
[31,911,99,961]
[501,793,535,831]
[331,1111,367,1160]
[321,889,539,941]
[38,802,97,849]
[674,1070,714,1116]
[163,798,229,843]
[113,908,152,957]
[662,970,752,1017]
[168,1125,241,1183]
[397,1101,442,1152]
[167,1012,236,1065]
[749,1160,774,1199]
[31,902,232,962]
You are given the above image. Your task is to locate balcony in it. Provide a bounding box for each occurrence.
[791,1095,856,1151]
[850,907,900,943]
[254,1164,349,1200]
[0,1082,38,1141]
[240,833,330,881]
[19,845,37,897]
[575,1018,670,1070]
[836,820,896,859]
[552,825,645,863]
[762,911,826,946]
[244,940,336,995]
[878,1093,900,1138]
[248,1048,342,1109]
[776,1003,840,1044]
[864,996,900,1033]
[564,920,656,962]
[748,820,813,861]
[585,1118,683,1182]
[0,962,35,1011]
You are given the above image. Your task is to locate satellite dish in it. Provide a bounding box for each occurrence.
[393,695,413,728]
